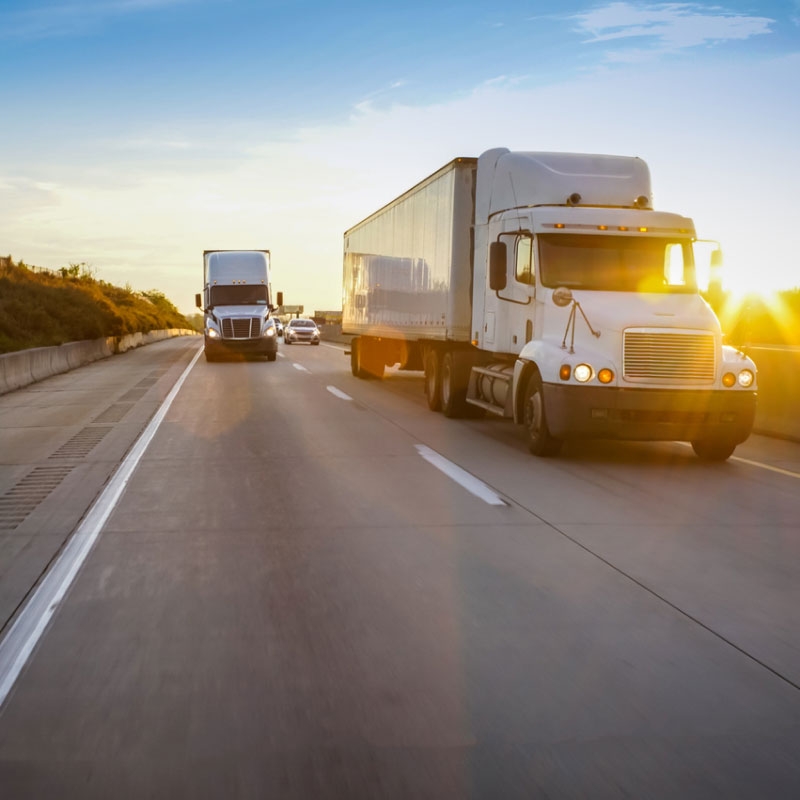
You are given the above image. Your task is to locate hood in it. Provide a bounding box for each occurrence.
[544,290,719,337]
[210,305,268,319]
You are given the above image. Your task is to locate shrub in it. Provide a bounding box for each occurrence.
[0,256,190,353]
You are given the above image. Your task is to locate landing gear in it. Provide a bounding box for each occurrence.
[350,337,384,379]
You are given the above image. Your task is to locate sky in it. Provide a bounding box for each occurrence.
[1,0,798,314]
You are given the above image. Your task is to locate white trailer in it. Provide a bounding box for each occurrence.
[343,149,757,460]
[195,250,283,362]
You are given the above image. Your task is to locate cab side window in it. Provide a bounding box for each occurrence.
[515,236,534,285]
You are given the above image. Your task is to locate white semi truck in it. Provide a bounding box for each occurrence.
[342,149,757,460]
[195,250,283,362]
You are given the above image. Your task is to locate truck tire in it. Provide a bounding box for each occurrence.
[204,350,218,363]
[691,438,736,461]
[522,372,562,457]
[424,349,442,411]
[441,351,470,418]
[266,352,277,362]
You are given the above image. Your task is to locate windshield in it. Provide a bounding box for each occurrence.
[289,320,316,328]
[209,285,268,305]
[538,234,696,293]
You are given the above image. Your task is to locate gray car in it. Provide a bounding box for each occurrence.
[284,318,320,345]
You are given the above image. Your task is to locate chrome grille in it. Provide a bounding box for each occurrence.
[221,317,260,339]
[623,329,716,384]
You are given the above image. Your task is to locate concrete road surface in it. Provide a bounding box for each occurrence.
[0,338,799,798]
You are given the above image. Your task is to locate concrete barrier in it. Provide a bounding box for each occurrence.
[0,350,34,394]
[744,345,800,441]
[318,323,353,346]
[0,329,198,396]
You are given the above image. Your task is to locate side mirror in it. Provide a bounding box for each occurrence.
[708,249,723,297]
[195,293,202,309]
[276,291,284,307]
[489,242,507,291]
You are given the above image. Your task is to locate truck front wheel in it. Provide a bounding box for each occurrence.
[523,373,562,457]
[691,438,737,461]
[424,349,442,411]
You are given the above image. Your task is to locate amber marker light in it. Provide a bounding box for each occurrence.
[554,223,565,229]
[638,227,648,233]
[618,226,628,231]
[559,365,571,381]
[722,372,736,387]
[598,368,614,384]
[598,225,608,231]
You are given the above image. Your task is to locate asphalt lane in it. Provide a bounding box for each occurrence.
[0,341,799,797]
[0,338,199,635]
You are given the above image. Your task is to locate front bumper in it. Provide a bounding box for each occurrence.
[543,384,756,443]
[205,335,277,356]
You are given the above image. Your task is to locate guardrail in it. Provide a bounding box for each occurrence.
[743,345,800,442]
[0,329,198,396]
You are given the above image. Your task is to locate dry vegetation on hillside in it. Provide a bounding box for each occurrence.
[0,256,190,353]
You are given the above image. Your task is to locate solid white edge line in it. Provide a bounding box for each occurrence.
[675,442,800,480]
[326,386,352,401]
[0,345,204,708]
[292,363,310,373]
[415,444,507,506]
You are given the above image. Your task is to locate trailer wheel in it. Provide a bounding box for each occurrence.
[441,351,471,418]
[523,372,562,457]
[691,438,736,461]
[424,349,442,411]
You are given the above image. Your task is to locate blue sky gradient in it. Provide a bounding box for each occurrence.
[1,1,798,310]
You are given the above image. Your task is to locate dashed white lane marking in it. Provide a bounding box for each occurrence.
[292,363,310,373]
[326,386,352,401]
[277,351,286,359]
[0,345,204,708]
[320,342,346,351]
[676,442,800,480]
[415,444,507,506]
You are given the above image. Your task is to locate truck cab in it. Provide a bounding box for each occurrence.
[469,149,756,459]
[196,250,282,362]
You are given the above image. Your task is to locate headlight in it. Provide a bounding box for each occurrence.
[738,369,754,388]
[207,328,219,338]
[265,327,275,337]
[574,364,593,383]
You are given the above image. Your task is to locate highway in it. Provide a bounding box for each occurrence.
[1,336,799,797]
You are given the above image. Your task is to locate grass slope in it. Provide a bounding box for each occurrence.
[0,257,191,354]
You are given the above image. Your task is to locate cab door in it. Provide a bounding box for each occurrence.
[485,215,536,355]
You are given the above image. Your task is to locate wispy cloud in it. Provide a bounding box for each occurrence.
[573,2,773,60]
[0,0,190,41]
